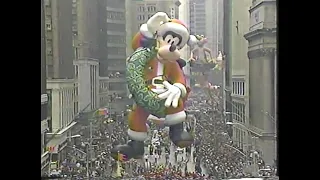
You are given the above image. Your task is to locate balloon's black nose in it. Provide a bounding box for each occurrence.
[169,45,176,52]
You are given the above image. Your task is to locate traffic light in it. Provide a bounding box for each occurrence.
[46,146,55,152]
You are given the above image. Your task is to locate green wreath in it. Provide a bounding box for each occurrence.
[126,48,166,118]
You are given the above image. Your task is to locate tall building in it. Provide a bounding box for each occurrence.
[72,0,100,111]
[189,0,223,90]
[46,79,77,168]
[44,0,74,79]
[223,0,233,138]
[189,0,205,36]
[179,0,191,86]
[43,0,78,172]
[98,0,129,112]
[130,0,181,34]
[189,0,223,57]
[41,0,50,174]
[244,0,277,165]
[223,0,253,154]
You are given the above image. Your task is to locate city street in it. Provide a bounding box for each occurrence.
[41,0,277,178]
[143,141,208,176]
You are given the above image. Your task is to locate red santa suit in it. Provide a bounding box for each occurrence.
[127,57,189,141]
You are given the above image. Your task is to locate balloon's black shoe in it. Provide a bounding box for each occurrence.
[110,140,145,161]
[169,122,194,148]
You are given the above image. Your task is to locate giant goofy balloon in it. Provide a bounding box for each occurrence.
[111,12,197,161]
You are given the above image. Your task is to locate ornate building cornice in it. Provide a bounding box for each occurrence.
[244,28,277,41]
[247,47,275,59]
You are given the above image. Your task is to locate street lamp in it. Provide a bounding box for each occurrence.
[224,111,243,123]
[261,110,277,163]
[260,110,275,123]
[225,122,261,176]
[67,134,81,139]
[224,144,246,157]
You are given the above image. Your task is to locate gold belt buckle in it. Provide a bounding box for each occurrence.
[151,76,165,88]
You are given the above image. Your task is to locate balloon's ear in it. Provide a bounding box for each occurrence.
[187,35,198,46]
[177,58,187,68]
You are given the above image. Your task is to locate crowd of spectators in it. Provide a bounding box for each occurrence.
[55,110,140,179]
[188,88,277,179]
[52,85,277,179]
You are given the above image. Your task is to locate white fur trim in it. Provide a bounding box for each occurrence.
[147,114,165,121]
[173,83,187,97]
[165,111,186,126]
[151,88,167,94]
[140,24,153,38]
[187,35,198,46]
[147,12,169,34]
[128,129,148,141]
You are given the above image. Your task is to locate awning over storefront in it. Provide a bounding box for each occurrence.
[47,121,77,136]
[46,121,77,153]
[41,151,50,170]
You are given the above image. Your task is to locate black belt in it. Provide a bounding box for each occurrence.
[145,79,164,85]
[145,79,174,85]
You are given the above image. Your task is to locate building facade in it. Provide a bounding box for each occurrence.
[223,0,233,138]
[43,0,80,173]
[41,0,50,174]
[130,0,180,34]
[44,0,74,79]
[189,0,205,36]
[226,0,253,154]
[179,0,191,86]
[189,0,223,90]
[93,0,130,112]
[244,0,277,165]
[46,79,78,169]
[189,0,223,57]
[72,0,100,111]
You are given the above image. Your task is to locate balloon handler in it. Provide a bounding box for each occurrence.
[111,12,199,160]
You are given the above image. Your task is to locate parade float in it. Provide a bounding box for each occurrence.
[111,12,198,161]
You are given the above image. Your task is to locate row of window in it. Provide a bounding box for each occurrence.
[234,128,246,150]
[59,88,77,129]
[107,35,126,44]
[90,65,98,110]
[191,72,205,76]
[100,78,127,91]
[109,82,127,91]
[107,47,126,55]
[137,14,154,21]
[107,11,125,21]
[108,61,126,67]
[108,71,125,78]
[138,6,156,12]
[106,23,125,32]
[232,81,245,96]
[232,101,246,124]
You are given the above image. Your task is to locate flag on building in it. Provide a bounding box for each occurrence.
[98,108,109,117]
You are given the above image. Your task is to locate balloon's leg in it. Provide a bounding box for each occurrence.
[110,105,148,160]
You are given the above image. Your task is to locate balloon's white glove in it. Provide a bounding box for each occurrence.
[158,81,182,108]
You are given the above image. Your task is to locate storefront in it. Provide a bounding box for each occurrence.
[41,151,50,175]
[57,138,68,163]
